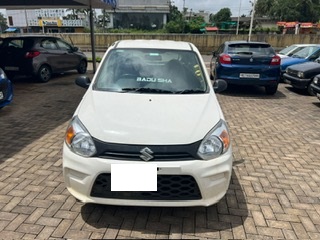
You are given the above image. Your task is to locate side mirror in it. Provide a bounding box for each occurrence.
[75,75,91,89]
[73,46,79,52]
[213,79,227,93]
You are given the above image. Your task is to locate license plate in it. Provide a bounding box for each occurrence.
[240,73,260,78]
[111,163,157,191]
[0,91,3,100]
[4,66,19,71]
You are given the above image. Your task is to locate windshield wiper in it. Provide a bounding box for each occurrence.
[121,87,175,94]
[175,89,206,94]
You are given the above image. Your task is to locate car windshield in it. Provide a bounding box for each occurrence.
[279,45,299,55]
[227,43,274,55]
[93,49,208,94]
[291,46,320,58]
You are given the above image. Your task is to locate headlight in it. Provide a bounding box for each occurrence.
[297,72,304,78]
[285,68,289,74]
[198,120,231,160]
[314,77,318,84]
[65,116,97,157]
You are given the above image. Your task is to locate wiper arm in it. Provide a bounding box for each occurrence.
[175,89,206,94]
[121,87,175,93]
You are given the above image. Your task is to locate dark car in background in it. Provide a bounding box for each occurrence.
[0,35,87,82]
[283,58,320,95]
[310,75,320,101]
[280,45,320,76]
[210,40,281,95]
[0,67,13,109]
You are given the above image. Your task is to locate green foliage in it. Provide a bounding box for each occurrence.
[0,13,7,32]
[255,0,320,22]
[211,8,232,27]
[165,21,184,33]
[188,16,205,33]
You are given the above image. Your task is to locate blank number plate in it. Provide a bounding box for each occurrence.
[240,73,260,78]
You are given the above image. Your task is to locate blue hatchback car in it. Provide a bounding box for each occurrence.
[210,41,281,95]
[0,67,13,109]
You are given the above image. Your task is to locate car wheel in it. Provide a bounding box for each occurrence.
[307,82,316,96]
[265,84,278,95]
[77,60,87,74]
[37,65,52,83]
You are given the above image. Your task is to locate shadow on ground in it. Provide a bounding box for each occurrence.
[0,71,89,163]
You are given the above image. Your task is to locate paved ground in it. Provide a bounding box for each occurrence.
[0,59,320,239]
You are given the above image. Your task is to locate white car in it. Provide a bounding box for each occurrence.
[62,39,233,207]
[278,44,319,58]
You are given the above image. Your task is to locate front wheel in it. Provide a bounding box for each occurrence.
[37,65,52,83]
[265,84,278,95]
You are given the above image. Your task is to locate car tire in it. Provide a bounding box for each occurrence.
[37,65,52,83]
[265,84,278,95]
[307,82,316,96]
[77,60,87,74]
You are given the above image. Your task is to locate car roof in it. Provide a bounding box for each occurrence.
[224,40,270,45]
[3,35,59,39]
[113,40,195,51]
[290,44,320,46]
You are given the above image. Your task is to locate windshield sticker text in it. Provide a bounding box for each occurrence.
[136,77,172,84]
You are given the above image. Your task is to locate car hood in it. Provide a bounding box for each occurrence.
[287,61,320,72]
[281,57,308,70]
[76,91,222,145]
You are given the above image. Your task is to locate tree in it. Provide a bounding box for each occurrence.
[165,4,186,33]
[255,0,320,22]
[0,12,7,32]
[211,8,232,27]
[188,16,205,33]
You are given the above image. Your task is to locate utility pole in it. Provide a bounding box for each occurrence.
[236,0,242,35]
[248,0,256,41]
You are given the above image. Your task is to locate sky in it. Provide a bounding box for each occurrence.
[173,0,253,17]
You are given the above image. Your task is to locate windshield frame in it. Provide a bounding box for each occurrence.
[92,48,209,94]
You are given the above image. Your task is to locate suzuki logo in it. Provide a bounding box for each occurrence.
[140,147,154,161]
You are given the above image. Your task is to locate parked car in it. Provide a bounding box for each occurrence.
[63,39,233,207]
[277,44,318,58]
[310,74,320,101]
[0,67,13,109]
[283,58,320,95]
[0,35,87,82]
[210,40,281,95]
[280,45,320,75]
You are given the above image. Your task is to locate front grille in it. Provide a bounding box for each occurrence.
[287,68,298,77]
[93,139,201,161]
[90,173,202,200]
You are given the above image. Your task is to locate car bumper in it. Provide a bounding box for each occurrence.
[310,83,320,99]
[217,65,280,86]
[283,73,311,89]
[63,143,233,207]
